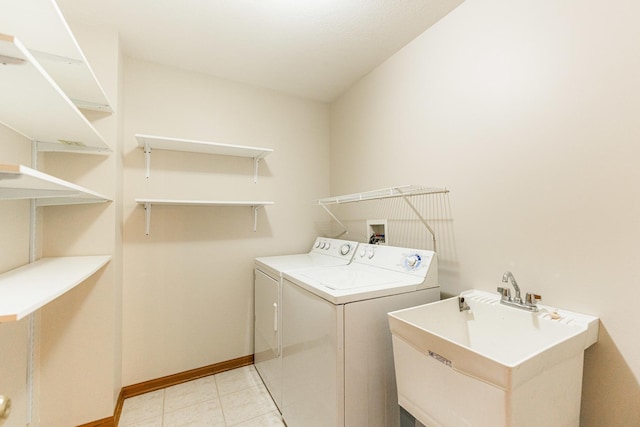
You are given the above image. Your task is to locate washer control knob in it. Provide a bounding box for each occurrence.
[367,247,376,259]
[325,242,331,250]
[359,248,367,257]
[405,254,422,269]
[315,241,322,248]
[340,244,351,256]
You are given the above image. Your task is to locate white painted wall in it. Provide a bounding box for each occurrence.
[121,58,330,385]
[330,0,640,424]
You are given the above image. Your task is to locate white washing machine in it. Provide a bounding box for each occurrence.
[281,244,439,427]
[254,237,358,411]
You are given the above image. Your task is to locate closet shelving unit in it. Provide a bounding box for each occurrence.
[0,0,114,114]
[0,33,111,153]
[0,163,112,323]
[136,198,274,235]
[317,185,449,251]
[0,0,114,321]
[135,134,273,182]
[0,2,114,423]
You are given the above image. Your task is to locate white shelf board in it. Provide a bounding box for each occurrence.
[0,164,111,205]
[135,134,273,158]
[0,34,110,152]
[0,255,111,322]
[135,198,275,207]
[317,185,449,205]
[0,0,113,112]
[135,134,273,181]
[135,198,274,235]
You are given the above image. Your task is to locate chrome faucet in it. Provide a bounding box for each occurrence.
[502,271,521,302]
[497,271,541,312]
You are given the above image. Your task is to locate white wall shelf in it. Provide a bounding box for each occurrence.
[0,164,111,205]
[136,198,274,235]
[317,185,449,251]
[0,34,110,153]
[0,256,111,322]
[0,0,113,113]
[135,134,273,182]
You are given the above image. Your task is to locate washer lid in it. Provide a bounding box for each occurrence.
[298,265,413,290]
[255,252,351,276]
[285,262,432,304]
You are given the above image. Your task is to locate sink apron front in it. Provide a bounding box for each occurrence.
[388,290,599,427]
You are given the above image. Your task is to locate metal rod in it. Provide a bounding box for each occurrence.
[319,203,349,238]
[400,195,437,252]
[27,141,39,425]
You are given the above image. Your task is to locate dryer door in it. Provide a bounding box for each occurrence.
[255,269,280,358]
[254,268,282,410]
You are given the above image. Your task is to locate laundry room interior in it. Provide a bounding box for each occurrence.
[1,0,639,426]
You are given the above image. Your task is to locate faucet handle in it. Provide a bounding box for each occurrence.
[497,287,511,300]
[525,293,541,305]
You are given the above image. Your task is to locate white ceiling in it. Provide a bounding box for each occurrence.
[57,0,464,102]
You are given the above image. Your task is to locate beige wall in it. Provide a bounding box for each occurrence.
[330,0,640,424]
[121,58,330,385]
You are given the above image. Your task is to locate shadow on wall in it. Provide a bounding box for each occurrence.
[581,323,640,426]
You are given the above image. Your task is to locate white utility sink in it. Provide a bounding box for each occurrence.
[388,289,599,427]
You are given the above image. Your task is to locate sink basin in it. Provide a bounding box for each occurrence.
[388,290,599,427]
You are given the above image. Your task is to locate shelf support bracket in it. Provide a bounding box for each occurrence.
[253,205,263,232]
[319,202,349,239]
[253,157,260,183]
[143,202,152,235]
[400,195,438,252]
[144,143,151,179]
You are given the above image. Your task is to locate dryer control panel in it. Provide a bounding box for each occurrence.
[310,237,358,260]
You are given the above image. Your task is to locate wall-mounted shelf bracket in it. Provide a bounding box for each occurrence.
[253,157,261,184]
[143,142,152,179]
[318,203,349,239]
[143,202,152,235]
[317,185,448,249]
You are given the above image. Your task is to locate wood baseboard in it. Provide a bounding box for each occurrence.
[77,355,254,427]
[77,417,115,427]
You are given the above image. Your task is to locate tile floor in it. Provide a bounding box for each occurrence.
[119,365,285,427]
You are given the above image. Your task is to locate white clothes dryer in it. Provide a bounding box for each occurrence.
[254,237,358,411]
[281,244,439,427]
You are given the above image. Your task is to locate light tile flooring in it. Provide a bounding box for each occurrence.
[119,365,285,427]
